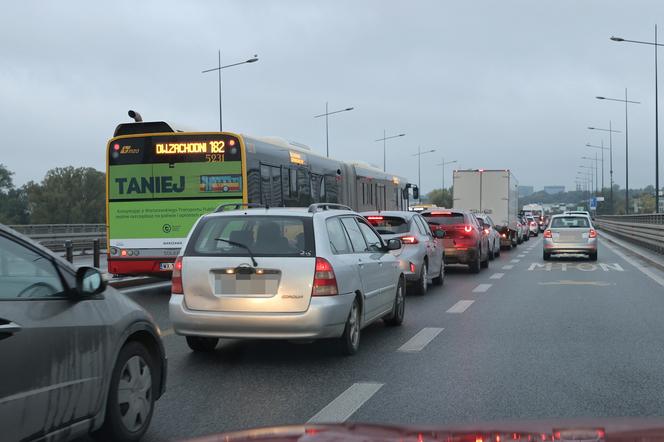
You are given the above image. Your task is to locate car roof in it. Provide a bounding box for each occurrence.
[203,207,357,219]
[361,210,415,219]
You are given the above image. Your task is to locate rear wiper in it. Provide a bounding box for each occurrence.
[215,238,258,267]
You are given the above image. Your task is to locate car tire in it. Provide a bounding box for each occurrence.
[589,251,598,261]
[469,252,481,273]
[494,244,501,258]
[543,251,550,261]
[481,250,489,269]
[488,246,495,260]
[413,261,428,295]
[95,341,156,442]
[337,298,361,355]
[517,236,523,245]
[525,235,530,242]
[384,279,405,326]
[432,260,444,286]
[186,336,219,352]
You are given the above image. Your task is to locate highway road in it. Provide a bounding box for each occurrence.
[112,235,664,441]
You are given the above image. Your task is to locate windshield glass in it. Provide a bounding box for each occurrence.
[551,216,591,228]
[422,212,466,225]
[365,216,410,234]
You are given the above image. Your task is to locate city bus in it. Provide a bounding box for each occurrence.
[106,119,416,276]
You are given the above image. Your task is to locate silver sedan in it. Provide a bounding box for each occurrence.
[543,214,598,261]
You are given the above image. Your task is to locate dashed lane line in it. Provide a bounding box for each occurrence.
[510,259,520,263]
[473,283,492,293]
[489,272,505,279]
[397,327,444,352]
[446,300,475,313]
[307,382,384,423]
[502,265,514,270]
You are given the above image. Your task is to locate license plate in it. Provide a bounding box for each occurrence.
[160,262,174,271]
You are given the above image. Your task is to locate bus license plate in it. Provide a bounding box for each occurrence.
[160,263,174,271]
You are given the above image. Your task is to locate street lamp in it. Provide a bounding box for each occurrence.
[596,91,641,213]
[585,142,608,190]
[611,28,662,212]
[313,103,354,158]
[375,131,406,171]
[588,124,622,211]
[202,51,259,131]
[436,158,458,190]
[412,147,436,202]
[581,155,599,195]
[579,165,595,195]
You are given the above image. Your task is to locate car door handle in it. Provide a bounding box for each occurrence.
[0,320,22,338]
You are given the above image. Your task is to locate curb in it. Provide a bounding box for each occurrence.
[598,231,664,273]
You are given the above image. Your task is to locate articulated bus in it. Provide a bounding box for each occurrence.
[106,119,416,276]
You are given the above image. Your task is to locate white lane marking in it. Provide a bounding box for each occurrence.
[502,265,514,270]
[518,254,526,258]
[307,382,383,423]
[602,241,664,287]
[446,300,475,313]
[510,259,520,263]
[397,327,444,352]
[473,283,492,293]
[489,272,504,280]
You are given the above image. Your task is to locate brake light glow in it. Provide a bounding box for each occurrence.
[312,257,338,296]
[501,233,507,238]
[366,216,384,220]
[543,230,552,238]
[431,211,452,215]
[410,262,416,273]
[463,225,473,233]
[400,235,419,244]
[171,256,183,294]
[530,221,537,227]
[120,249,127,256]
[589,229,597,238]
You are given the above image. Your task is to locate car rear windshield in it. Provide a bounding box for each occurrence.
[365,216,410,234]
[185,215,315,257]
[422,212,466,225]
[550,216,590,228]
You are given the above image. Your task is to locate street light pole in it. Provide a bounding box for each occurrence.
[202,51,259,131]
[412,147,436,202]
[375,131,406,171]
[596,93,641,213]
[313,103,354,157]
[588,124,622,212]
[585,142,607,192]
[436,158,458,190]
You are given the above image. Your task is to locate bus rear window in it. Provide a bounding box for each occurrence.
[422,212,466,225]
[186,216,315,257]
[365,216,409,234]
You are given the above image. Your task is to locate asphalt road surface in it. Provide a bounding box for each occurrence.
[111,235,664,441]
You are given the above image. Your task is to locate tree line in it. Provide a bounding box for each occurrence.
[0,164,105,225]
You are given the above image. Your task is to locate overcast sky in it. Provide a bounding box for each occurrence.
[2,0,663,194]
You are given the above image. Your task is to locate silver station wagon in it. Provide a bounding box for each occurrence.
[169,204,405,355]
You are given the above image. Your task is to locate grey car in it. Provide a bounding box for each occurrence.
[363,211,445,295]
[0,224,167,442]
[474,214,501,260]
[543,214,598,261]
[169,203,405,355]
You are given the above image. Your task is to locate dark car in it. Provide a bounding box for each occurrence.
[0,224,167,441]
[421,209,490,273]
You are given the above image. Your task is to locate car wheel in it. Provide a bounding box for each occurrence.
[517,236,523,244]
[186,336,219,352]
[432,260,444,286]
[488,245,495,260]
[414,261,428,295]
[481,250,489,269]
[494,243,501,258]
[469,252,481,273]
[589,251,598,261]
[384,278,405,326]
[337,298,361,355]
[543,251,550,261]
[95,342,156,442]
[525,235,530,241]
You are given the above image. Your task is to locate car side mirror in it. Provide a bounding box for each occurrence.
[76,267,106,296]
[386,238,402,250]
[433,229,445,238]
[483,223,491,230]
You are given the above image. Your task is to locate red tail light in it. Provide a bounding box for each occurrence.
[312,257,338,296]
[543,230,552,238]
[400,235,419,244]
[530,221,537,227]
[463,225,473,233]
[410,262,416,273]
[589,229,597,238]
[366,216,383,221]
[171,256,183,294]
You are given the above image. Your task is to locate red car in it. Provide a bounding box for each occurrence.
[421,209,490,273]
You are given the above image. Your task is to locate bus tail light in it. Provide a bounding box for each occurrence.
[589,229,597,238]
[400,235,419,244]
[171,256,183,294]
[543,230,552,238]
[312,257,338,296]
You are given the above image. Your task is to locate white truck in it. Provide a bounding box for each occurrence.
[452,169,520,248]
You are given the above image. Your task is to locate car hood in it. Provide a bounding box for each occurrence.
[182,418,664,442]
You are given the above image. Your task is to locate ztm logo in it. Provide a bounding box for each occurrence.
[162,224,172,233]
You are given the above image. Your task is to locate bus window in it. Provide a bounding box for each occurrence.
[260,164,282,207]
[297,168,310,204]
[319,175,326,201]
[324,175,338,203]
[289,168,297,197]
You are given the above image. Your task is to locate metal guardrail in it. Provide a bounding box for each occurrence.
[595,215,664,254]
[7,223,107,256]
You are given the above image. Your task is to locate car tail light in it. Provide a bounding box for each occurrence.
[530,221,537,227]
[366,216,383,221]
[400,235,419,244]
[410,262,416,273]
[172,256,183,294]
[312,257,338,296]
[589,229,597,238]
[543,230,552,238]
[463,225,473,233]
[501,233,507,238]
[484,228,490,235]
